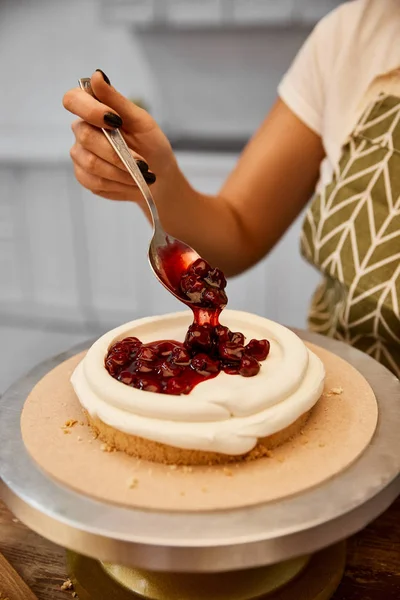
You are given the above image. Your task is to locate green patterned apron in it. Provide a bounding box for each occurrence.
[301,93,400,378]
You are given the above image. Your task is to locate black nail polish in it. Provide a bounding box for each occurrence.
[96,69,111,85]
[136,159,149,173]
[104,112,123,128]
[144,172,156,185]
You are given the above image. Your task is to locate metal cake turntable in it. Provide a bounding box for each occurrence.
[0,331,399,599]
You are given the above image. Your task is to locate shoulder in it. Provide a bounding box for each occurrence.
[308,0,370,62]
[315,0,371,32]
[278,1,377,135]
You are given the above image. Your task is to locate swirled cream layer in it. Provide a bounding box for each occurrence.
[71,310,325,455]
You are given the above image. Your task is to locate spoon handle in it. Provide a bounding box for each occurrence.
[78,78,160,228]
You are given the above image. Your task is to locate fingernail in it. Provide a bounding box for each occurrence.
[104,112,123,128]
[144,172,156,185]
[96,69,111,85]
[136,159,149,173]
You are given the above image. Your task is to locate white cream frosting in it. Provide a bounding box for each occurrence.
[71,310,325,456]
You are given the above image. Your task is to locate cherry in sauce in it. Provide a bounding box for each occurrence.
[105,258,270,395]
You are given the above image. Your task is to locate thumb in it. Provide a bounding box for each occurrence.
[91,70,157,134]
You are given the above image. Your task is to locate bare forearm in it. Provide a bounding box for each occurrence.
[152,101,324,276]
[166,190,254,277]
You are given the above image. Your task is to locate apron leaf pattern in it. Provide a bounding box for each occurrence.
[301,94,400,378]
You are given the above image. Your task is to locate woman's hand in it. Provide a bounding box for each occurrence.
[63,69,177,206]
[63,73,324,276]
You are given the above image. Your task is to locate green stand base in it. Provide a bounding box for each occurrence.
[67,542,346,600]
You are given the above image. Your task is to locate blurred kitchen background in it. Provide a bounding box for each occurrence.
[0,0,342,394]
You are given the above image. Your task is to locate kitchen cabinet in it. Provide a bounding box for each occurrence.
[294,0,342,23]
[166,0,224,25]
[103,0,342,27]
[232,0,294,24]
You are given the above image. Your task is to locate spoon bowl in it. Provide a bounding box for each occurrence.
[149,229,200,304]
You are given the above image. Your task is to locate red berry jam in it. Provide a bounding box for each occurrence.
[105,259,270,395]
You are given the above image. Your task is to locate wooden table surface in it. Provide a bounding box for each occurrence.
[0,497,399,600]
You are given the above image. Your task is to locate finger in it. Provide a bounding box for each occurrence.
[71,144,136,185]
[71,120,153,175]
[63,88,123,130]
[72,120,125,170]
[91,70,156,134]
[74,164,135,194]
[71,144,156,185]
[74,164,156,194]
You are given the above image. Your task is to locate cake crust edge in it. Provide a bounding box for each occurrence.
[86,409,312,466]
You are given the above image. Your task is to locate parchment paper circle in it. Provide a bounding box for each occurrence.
[21,343,378,512]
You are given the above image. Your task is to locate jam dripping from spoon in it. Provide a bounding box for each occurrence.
[105,259,270,395]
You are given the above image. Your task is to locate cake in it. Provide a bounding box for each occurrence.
[71,259,325,466]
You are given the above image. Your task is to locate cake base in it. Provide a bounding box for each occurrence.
[20,342,378,512]
[87,410,312,466]
[67,543,346,600]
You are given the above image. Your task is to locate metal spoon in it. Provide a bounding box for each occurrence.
[78,78,200,306]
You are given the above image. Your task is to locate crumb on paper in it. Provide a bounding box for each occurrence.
[277,456,285,463]
[169,464,178,471]
[331,387,343,395]
[180,491,186,496]
[201,487,208,493]
[77,436,83,442]
[182,466,193,474]
[12,518,19,523]
[325,386,344,397]
[301,438,309,445]
[319,442,326,448]
[61,419,78,434]
[223,467,233,477]
[128,477,139,489]
[100,443,114,453]
[61,579,73,591]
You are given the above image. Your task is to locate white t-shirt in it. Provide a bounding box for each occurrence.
[278,0,400,189]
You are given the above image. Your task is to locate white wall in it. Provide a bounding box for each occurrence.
[0,0,157,149]
[0,0,313,151]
